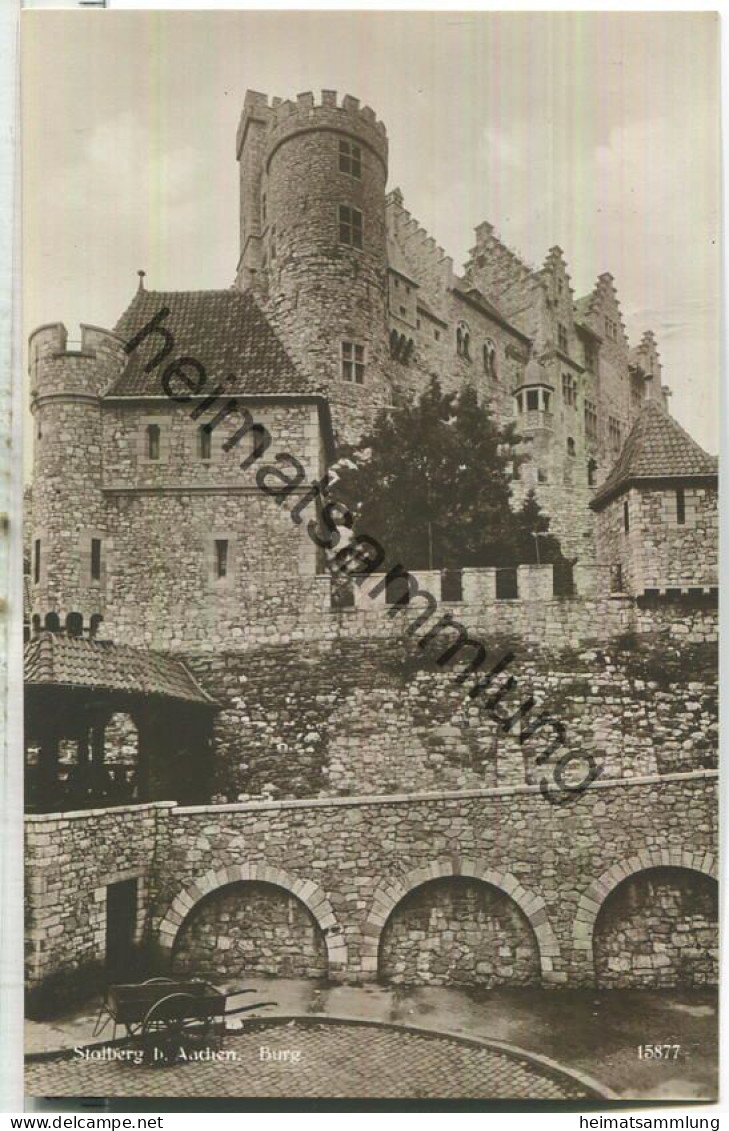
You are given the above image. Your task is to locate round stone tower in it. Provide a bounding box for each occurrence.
[235,90,392,443]
[28,322,126,636]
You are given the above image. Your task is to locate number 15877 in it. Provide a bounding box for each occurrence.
[638,1045,681,1059]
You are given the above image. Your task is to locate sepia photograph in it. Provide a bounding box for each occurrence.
[20,10,719,1107]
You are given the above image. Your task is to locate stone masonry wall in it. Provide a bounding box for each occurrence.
[24,772,717,996]
[182,636,717,804]
[594,868,718,988]
[378,876,540,987]
[172,880,328,980]
[25,802,170,993]
[150,771,717,986]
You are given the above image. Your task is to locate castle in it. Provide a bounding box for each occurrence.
[24,91,718,1004]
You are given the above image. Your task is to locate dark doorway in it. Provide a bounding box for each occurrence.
[106,878,138,975]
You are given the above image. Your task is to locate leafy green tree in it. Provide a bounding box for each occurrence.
[330,378,564,569]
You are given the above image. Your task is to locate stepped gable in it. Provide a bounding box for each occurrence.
[591,399,718,510]
[110,287,315,398]
[25,634,217,705]
[574,273,627,341]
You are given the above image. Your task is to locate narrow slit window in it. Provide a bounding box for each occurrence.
[91,538,102,582]
[215,539,229,579]
[199,427,212,460]
[624,500,630,533]
[33,539,40,584]
[676,488,686,525]
[147,424,160,461]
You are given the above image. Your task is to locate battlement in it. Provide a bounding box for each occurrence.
[386,190,454,301]
[237,88,388,169]
[29,322,127,398]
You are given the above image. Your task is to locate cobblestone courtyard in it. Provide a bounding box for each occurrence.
[25,1019,603,1101]
[25,982,718,1103]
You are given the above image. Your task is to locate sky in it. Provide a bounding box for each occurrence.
[22,10,720,456]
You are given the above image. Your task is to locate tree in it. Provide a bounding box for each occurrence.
[512,489,565,565]
[330,378,564,570]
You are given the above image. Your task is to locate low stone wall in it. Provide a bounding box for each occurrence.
[24,772,718,1000]
[152,771,718,987]
[25,802,172,999]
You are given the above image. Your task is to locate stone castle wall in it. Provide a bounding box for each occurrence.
[596,486,719,596]
[182,632,717,804]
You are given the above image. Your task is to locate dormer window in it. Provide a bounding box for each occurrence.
[456,321,471,360]
[338,139,362,179]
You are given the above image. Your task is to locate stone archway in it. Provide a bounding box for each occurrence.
[158,864,348,975]
[573,848,718,970]
[362,858,561,982]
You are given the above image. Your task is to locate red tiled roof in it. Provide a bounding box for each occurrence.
[25,634,217,706]
[591,399,718,510]
[109,288,315,398]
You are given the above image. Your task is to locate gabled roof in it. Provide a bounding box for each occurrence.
[109,287,314,398]
[25,634,217,706]
[591,399,718,510]
[451,285,532,345]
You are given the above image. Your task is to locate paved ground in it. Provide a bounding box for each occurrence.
[26,981,718,1101]
[25,1019,597,1101]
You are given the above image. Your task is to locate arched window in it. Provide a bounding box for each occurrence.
[567,437,576,458]
[44,612,60,632]
[147,424,160,461]
[66,612,83,637]
[89,614,103,638]
[456,321,471,360]
[483,339,497,379]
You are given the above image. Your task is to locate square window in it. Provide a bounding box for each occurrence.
[526,389,539,411]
